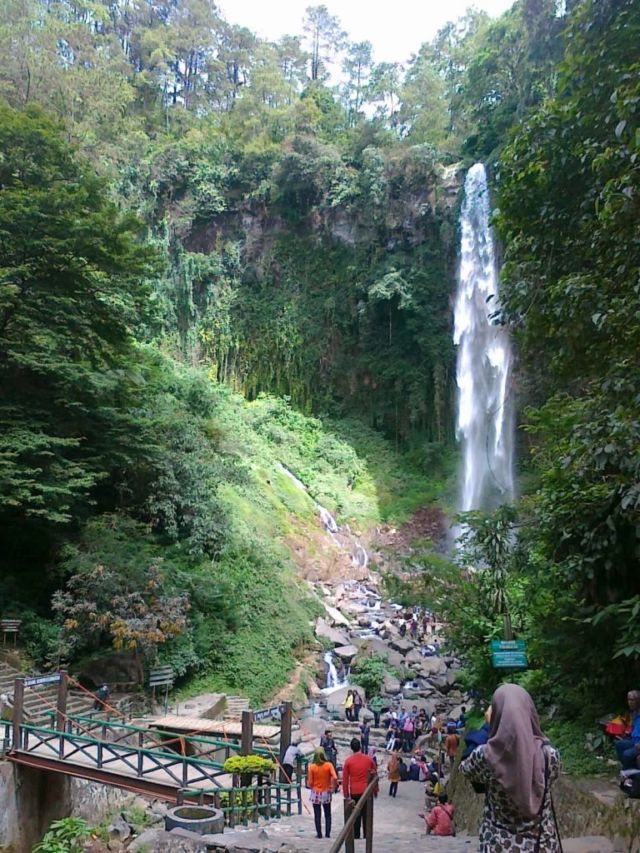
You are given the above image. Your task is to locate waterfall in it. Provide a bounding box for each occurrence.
[454,163,514,512]
[276,463,370,566]
[323,651,348,690]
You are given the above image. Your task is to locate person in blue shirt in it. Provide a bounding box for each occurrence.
[615,690,640,769]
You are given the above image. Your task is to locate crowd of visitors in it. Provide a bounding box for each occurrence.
[298,681,577,848]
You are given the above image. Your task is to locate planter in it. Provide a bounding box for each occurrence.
[164,805,224,835]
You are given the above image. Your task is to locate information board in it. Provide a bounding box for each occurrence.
[24,673,61,688]
[490,639,528,669]
[253,704,283,722]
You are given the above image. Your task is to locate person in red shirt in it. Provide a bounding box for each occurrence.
[342,738,377,840]
[420,793,455,836]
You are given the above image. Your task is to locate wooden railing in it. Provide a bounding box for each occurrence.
[45,712,308,771]
[329,772,378,853]
[13,721,302,827]
[17,723,229,789]
[178,778,303,827]
[9,671,304,827]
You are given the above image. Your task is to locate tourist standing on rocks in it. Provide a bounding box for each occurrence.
[369,694,385,728]
[307,747,338,840]
[342,738,377,840]
[344,689,354,721]
[320,729,338,770]
[460,683,561,853]
[387,747,401,797]
[359,719,370,753]
[402,712,415,752]
[386,721,400,751]
[353,690,363,721]
[445,728,460,767]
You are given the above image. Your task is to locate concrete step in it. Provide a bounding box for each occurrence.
[223,695,251,719]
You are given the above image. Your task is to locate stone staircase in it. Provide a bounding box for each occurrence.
[0,660,94,726]
[223,695,251,719]
[328,718,396,751]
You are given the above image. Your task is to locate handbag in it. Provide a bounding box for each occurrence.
[534,749,563,853]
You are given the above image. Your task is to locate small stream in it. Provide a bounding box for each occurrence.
[277,463,370,569]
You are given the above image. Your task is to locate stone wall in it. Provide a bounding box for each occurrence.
[0,760,136,852]
[69,777,136,824]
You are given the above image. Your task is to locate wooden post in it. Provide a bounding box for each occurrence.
[56,669,68,732]
[279,701,292,763]
[240,710,253,756]
[343,798,355,853]
[12,676,24,751]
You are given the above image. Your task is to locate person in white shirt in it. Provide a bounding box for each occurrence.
[281,740,302,782]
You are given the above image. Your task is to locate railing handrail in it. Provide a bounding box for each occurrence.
[328,773,378,853]
[43,711,296,760]
[19,723,228,771]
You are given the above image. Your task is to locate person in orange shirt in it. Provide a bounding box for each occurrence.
[307,747,338,839]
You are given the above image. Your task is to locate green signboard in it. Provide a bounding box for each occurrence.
[490,639,528,669]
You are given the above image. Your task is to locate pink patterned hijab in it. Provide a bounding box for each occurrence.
[484,683,548,820]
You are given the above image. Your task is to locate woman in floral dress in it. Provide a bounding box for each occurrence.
[460,683,561,852]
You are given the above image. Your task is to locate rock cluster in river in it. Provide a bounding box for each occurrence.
[313,577,466,721]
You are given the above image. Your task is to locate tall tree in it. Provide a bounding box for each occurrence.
[302,5,346,82]
[341,40,373,126]
[0,104,154,528]
[496,0,640,700]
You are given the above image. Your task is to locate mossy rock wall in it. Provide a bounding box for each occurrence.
[448,761,640,849]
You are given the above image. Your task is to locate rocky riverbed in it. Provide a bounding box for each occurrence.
[310,574,466,725]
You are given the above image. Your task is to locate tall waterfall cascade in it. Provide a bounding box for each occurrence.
[454,163,514,512]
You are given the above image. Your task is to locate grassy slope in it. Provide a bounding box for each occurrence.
[176,381,447,704]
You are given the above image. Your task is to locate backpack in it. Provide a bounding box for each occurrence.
[621,771,640,799]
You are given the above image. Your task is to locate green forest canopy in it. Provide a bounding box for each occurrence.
[0,0,638,710]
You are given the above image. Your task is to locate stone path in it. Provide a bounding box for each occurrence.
[209,778,478,851]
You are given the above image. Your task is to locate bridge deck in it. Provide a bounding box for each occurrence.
[150,714,280,741]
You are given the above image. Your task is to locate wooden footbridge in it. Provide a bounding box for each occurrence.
[3,671,304,827]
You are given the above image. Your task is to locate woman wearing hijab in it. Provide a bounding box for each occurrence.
[460,683,561,852]
[307,747,338,839]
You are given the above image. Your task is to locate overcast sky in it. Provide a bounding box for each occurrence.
[216,0,516,65]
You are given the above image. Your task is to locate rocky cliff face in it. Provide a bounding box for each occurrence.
[161,156,464,446]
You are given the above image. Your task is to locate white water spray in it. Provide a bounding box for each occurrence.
[323,651,348,690]
[454,163,514,511]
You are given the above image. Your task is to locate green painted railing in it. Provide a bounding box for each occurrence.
[42,710,309,768]
[16,720,302,827]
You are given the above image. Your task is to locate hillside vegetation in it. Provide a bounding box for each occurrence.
[0,0,638,715]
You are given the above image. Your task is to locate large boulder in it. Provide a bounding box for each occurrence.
[383,672,401,695]
[77,651,143,689]
[418,655,447,676]
[315,618,350,647]
[445,669,459,688]
[334,645,358,661]
[323,603,351,628]
[387,637,413,656]
[356,637,405,670]
[427,673,452,693]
